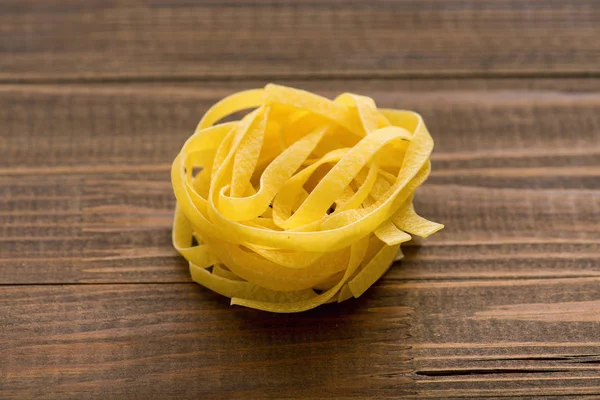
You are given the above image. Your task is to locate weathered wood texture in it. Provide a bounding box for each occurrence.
[1,80,600,398]
[2,1,600,395]
[1,0,600,81]
[1,281,600,398]
[2,82,599,284]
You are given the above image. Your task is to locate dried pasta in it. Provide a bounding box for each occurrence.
[171,84,442,312]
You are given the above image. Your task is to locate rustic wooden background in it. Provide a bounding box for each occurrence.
[2,1,600,398]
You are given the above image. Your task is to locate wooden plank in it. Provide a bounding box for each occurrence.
[1,81,599,284]
[403,276,600,398]
[2,176,600,284]
[0,284,414,399]
[1,280,599,398]
[3,80,600,170]
[1,1,600,81]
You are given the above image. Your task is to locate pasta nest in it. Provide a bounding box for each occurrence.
[172,84,442,312]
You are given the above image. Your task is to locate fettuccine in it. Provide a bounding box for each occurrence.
[172,84,442,312]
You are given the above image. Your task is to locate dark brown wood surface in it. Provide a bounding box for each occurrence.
[2,0,600,81]
[2,2,600,399]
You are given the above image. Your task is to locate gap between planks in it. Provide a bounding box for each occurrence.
[3,70,600,85]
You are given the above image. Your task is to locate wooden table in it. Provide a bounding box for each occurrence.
[2,1,600,398]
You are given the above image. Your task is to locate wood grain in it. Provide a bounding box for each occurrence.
[2,81,599,397]
[1,0,600,81]
[3,0,600,397]
[1,81,599,285]
[0,284,414,399]
[1,279,599,399]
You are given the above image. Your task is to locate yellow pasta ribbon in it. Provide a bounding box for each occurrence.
[171,84,442,313]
